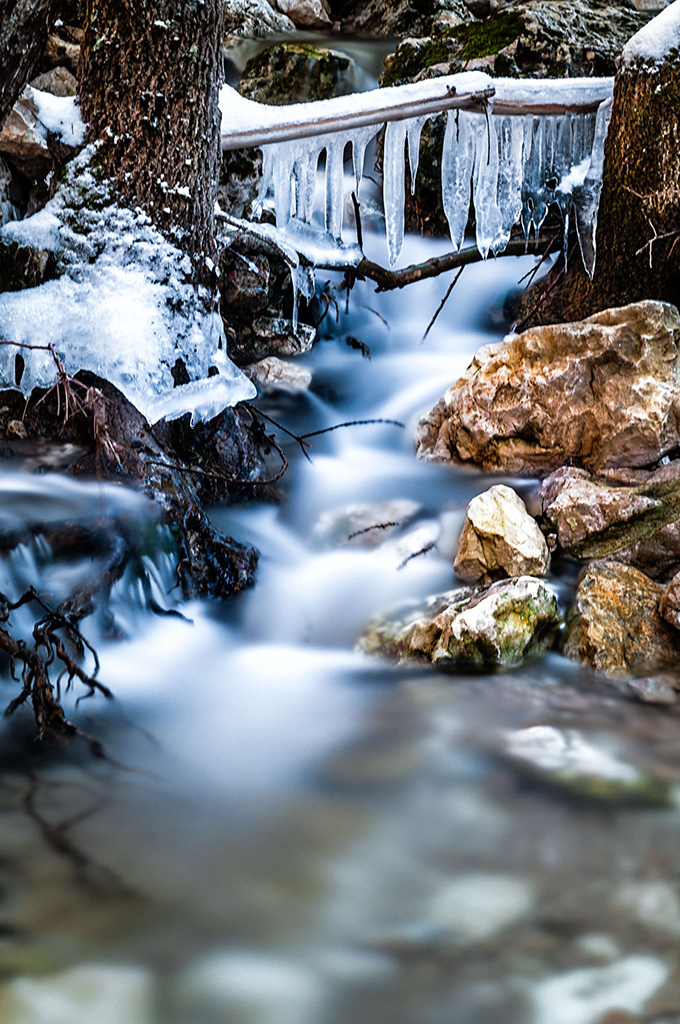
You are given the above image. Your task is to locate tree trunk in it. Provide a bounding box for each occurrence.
[78,0,225,264]
[0,0,58,128]
[529,23,680,324]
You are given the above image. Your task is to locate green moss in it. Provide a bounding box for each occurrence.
[449,11,524,60]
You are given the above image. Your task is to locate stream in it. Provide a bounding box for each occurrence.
[0,233,679,1024]
[0,40,679,1024]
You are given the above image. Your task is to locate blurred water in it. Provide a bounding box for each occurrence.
[0,244,679,1024]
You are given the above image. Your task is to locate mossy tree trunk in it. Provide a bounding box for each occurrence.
[534,49,680,323]
[78,0,225,265]
[0,0,59,127]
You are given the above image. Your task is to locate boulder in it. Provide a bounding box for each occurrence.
[244,356,312,391]
[224,0,295,36]
[561,561,680,677]
[238,44,357,106]
[359,576,562,669]
[42,33,80,75]
[0,88,51,179]
[416,301,680,478]
[536,462,680,575]
[29,66,77,97]
[221,253,271,317]
[454,484,550,584]
[276,0,332,29]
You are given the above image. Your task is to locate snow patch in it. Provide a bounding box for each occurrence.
[0,148,255,424]
[622,0,680,65]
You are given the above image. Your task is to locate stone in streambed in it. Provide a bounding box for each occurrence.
[455,484,550,584]
[502,725,673,806]
[660,571,680,631]
[244,356,311,392]
[416,301,680,477]
[359,576,561,669]
[562,561,680,677]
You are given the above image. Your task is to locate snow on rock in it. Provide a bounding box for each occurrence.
[0,148,255,425]
[0,85,85,178]
[275,0,332,28]
[622,0,680,65]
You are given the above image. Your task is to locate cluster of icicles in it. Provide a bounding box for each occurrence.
[256,97,613,278]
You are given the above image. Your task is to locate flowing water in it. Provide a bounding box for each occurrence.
[0,228,680,1024]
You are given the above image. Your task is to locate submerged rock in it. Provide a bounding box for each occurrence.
[359,576,561,669]
[503,726,673,806]
[454,484,550,584]
[537,463,680,575]
[312,499,421,548]
[562,561,680,678]
[416,302,680,478]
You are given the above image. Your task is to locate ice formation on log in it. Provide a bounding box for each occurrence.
[0,149,255,425]
[250,78,613,275]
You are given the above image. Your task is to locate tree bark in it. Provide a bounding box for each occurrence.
[529,47,680,324]
[0,0,58,129]
[78,0,225,263]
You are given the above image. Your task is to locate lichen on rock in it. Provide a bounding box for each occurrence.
[359,576,562,669]
[562,561,680,677]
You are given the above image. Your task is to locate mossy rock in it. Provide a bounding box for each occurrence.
[238,43,358,106]
[359,576,562,669]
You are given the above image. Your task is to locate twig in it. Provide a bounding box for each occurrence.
[347,521,399,541]
[299,418,404,441]
[397,542,436,571]
[512,242,575,332]
[422,266,465,341]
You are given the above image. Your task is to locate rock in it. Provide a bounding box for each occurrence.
[6,420,27,440]
[339,0,473,37]
[244,356,312,391]
[416,301,680,478]
[313,499,421,548]
[537,463,680,576]
[454,484,550,584]
[224,0,295,36]
[30,66,77,97]
[222,253,271,317]
[0,87,52,178]
[660,571,680,630]
[43,33,80,74]
[253,317,316,358]
[0,241,56,291]
[359,576,562,669]
[238,43,357,106]
[276,0,332,29]
[502,725,673,806]
[628,674,679,705]
[562,561,680,677]
[0,156,20,228]
[219,147,263,220]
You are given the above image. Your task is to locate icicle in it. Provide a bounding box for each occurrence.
[574,97,613,278]
[293,139,319,224]
[351,124,380,195]
[496,115,524,251]
[472,110,503,258]
[442,109,474,252]
[406,116,428,196]
[383,119,407,266]
[324,135,346,240]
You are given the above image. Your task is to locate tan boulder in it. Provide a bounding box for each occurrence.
[562,561,680,676]
[276,0,332,27]
[29,66,77,98]
[454,484,550,584]
[244,356,311,392]
[416,301,680,477]
[0,88,50,178]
